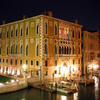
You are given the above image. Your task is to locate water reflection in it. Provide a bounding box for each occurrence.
[0,77,100,100]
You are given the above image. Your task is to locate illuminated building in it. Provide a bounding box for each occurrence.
[0,13,82,80]
[82,30,100,75]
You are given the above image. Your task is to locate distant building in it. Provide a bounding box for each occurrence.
[0,13,82,80]
[82,30,100,75]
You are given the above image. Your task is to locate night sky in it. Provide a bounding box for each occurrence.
[0,0,100,31]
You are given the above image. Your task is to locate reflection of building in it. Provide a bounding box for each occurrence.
[82,30,100,74]
[0,13,82,80]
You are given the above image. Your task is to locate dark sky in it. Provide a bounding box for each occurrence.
[0,0,100,30]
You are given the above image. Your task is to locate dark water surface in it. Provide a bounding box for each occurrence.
[0,77,100,100]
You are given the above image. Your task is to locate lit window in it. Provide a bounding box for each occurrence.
[26,45,28,56]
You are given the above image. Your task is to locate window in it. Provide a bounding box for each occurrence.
[55,45,57,55]
[36,24,39,34]
[3,59,4,63]
[67,33,69,39]
[55,25,57,35]
[45,60,48,67]
[62,47,63,54]
[26,45,28,56]
[7,31,9,38]
[11,30,13,37]
[16,29,18,37]
[11,46,13,54]
[31,60,33,66]
[36,45,39,56]
[73,59,75,64]
[45,71,48,76]
[26,27,28,36]
[45,23,48,34]
[45,44,48,55]
[15,60,17,65]
[64,47,66,54]
[55,60,57,66]
[20,45,23,54]
[79,47,80,54]
[73,47,75,54]
[26,60,28,65]
[10,59,13,65]
[79,59,80,64]
[72,30,74,38]
[6,59,8,64]
[36,61,39,66]
[0,47,1,55]
[0,32,2,38]
[20,28,23,36]
[7,47,8,55]
[67,47,69,54]
[20,60,22,65]
[0,59,1,63]
[15,45,17,54]
[36,71,39,75]
[78,31,80,39]
[59,47,61,54]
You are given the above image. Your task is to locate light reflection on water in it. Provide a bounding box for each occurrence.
[0,77,99,100]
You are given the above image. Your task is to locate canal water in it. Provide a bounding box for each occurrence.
[0,77,100,100]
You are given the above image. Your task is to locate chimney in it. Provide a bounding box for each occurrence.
[75,19,78,24]
[2,20,6,25]
[48,11,53,17]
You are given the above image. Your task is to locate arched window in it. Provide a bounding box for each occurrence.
[26,27,28,35]
[45,23,48,34]
[55,25,57,35]
[20,28,23,36]
[45,44,48,54]
[36,24,39,34]
[64,47,66,54]
[72,30,74,38]
[73,47,75,54]
[59,46,61,54]
[69,47,71,54]
[55,45,57,55]
[11,45,13,54]
[36,45,39,56]
[62,47,63,54]
[7,46,8,55]
[26,45,28,56]
[67,47,69,54]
